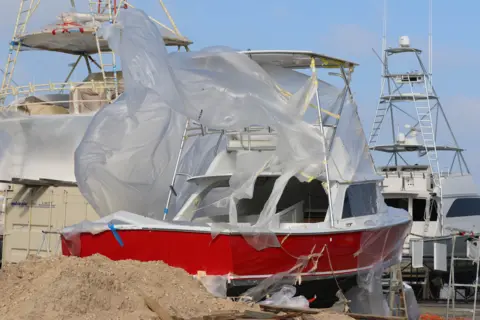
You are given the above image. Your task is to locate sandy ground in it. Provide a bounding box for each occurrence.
[0,254,353,320]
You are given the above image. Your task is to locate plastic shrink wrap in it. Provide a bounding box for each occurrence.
[75,9,384,242]
[56,7,409,312]
[0,111,93,184]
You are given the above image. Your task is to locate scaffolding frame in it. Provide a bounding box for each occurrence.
[0,0,190,110]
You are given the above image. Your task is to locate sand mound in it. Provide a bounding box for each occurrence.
[0,254,249,320]
[0,255,354,320]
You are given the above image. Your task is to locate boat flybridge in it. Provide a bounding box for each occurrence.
[368,36,480,261]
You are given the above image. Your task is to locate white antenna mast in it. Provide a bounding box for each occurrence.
[428,0,433,89]
[382,0,387,69]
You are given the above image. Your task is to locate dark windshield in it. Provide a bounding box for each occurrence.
[342,183,379,219]
[446,198,480,218]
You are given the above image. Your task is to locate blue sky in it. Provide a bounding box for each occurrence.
[0,0,479,183]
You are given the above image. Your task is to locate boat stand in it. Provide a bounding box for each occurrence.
[446,235,480,319]
[388,263,408,319]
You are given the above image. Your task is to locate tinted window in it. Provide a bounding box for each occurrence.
[343,183,379,219]
[446,198,480,218]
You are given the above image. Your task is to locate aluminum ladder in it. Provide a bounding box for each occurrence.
[446,235,480,320]
[408,77,443,236]
[368,78,393,149]
[91,0,119,99]
[0,0,36,102]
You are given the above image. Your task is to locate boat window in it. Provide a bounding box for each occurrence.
[446,198,480,218]
[192,176,329,224]
[236,177,329,223]
[381,167,398,172]
[385,198,408,211]
[384,198,438,222]
[342,183,379,219]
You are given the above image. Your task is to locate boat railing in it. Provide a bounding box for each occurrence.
[0,80,118,100]
[0,80,119,113]
[185,122,333,151]
[380,169,429,180]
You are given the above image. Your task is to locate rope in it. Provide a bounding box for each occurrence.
[324,244,345,299]
[275,84,340,119]
[278,238,343,294]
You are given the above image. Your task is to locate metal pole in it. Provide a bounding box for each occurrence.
[88,56,102,69]
[428,0,433,89]
[60,55,82,93]
[84,55,92,74]
[163,119,190,220]
[382,0,387,75]
[312,58,335,228]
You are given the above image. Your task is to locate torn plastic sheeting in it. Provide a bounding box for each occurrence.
[75,8,326,225]
[0,112,93,183]
[327,98,381,183]
[74,8,384,252]
[344,284,390,317]
[166,48,318,130]
[169,62,339,217]
[197,275,228,298]
[224,83,333,250]
[239,245,326,303]
[353,215,410,318]
[171,133,228,219]
[61,210,166,256]
[74,93,186,219]
[262,285,309,309]
[260,63,341,124]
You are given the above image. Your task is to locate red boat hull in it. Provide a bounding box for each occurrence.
[61,222,410,280]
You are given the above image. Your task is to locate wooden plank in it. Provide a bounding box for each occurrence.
[242,310,277,319]
[202,310,244,320]
[273,312,302,320]
[259,304,318,315]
